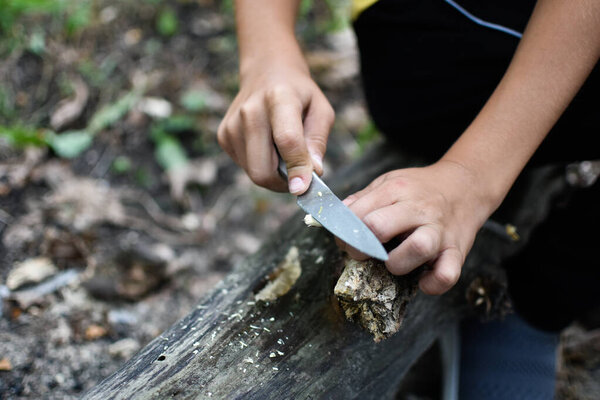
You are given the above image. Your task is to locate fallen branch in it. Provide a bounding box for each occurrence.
[84,144,568,399]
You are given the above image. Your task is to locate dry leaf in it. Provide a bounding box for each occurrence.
[50,76,89,131]
[6,257,57,290]
[85,324,108,341]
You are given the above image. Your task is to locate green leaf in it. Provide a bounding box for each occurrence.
[46,130,93,158]
[155,135,188,170]
[0,85,14,119]
[88,91,140,134]
[0,125,46,147]
[355,120,381,155]
[28,30,45,54]
[150,116,195,143]
[112,155,132,174]
[299,0,313,18]
[156,8,178,37]
[161,115,196,133]
[180,90,207,112]
[65,0,91,36]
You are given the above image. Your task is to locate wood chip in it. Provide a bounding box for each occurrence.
[85,324,108,341]
[0,358,12,371]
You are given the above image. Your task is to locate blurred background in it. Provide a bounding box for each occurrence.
[0,0,597,399]
[0,0,380,398]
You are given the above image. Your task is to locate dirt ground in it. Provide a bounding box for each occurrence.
[0,1,598,399]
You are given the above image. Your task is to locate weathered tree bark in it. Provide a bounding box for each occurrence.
[84,144,568,400]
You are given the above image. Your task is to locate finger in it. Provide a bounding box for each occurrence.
[345,184,397,219]
[241,101,287,191]
[342,175,388,207]
[386,224,441,275]
[267,87,313,195]
[219,115,246,168]
[303,93,334,176]
[418,247,462,295]
[336,237,371,261]
[362,202,421,243]
[217,115,234,159]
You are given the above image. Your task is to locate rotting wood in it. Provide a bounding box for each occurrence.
[83,144,569,400]
[334,257,419,343]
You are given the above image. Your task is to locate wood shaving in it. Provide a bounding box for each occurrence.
[303,214,323,228]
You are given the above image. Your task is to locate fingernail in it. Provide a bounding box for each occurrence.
[310,153,323,171]
[289,177,305,194]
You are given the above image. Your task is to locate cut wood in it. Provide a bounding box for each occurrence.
[84,145,568,399]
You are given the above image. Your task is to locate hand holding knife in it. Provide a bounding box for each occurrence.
[278,154,388,261]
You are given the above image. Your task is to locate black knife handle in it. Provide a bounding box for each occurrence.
[276,151,288,180]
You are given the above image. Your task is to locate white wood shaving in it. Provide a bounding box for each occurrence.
[303,214,323,228]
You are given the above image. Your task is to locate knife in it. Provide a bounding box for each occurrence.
[278,156,388,261]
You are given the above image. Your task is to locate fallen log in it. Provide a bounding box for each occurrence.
[84,144,569,399]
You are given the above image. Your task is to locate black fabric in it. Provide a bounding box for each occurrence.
[504,181,600,332]
[354,0,600,331]
[354,0,600,166]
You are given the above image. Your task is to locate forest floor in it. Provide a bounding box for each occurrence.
[0,1,598,399]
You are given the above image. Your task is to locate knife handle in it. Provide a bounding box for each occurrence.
[276,151,288,180]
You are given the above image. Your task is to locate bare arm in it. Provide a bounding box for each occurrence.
[218,0,334,194]
[235,1,304,79]
[443,0,600,214]
[344,0,600,294]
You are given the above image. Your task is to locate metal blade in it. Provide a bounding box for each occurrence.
[297,172,388,261]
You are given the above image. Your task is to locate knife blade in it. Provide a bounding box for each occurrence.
[278,157,388,261]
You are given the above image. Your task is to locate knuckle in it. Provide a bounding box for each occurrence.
[267,84,291,102]
[239,101,259,122]
[286,160,311,173]
[363,211,387,241]
[325,104,335,126]
[388,178,407,194]
[217,122,229,148]
[385,254,409,276]
[224,119,238,137]
[307,135,327,152]
[276,130,302,151]
[409,231,437,258]
[434,267,460,289]
[248,169,274,188]
[217,121,226,139]
[343,194,359,207]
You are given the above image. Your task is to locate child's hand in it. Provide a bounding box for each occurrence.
[218,60,334,195]
[339,161,494,295]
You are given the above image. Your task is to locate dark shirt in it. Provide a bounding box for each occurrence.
[353,0,600,331]
[354,0,599,166]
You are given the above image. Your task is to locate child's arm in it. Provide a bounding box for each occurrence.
[342,0,600,294]
[218,0,335,195]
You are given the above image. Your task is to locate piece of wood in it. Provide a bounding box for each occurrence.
[83,145,568,400]
[334,257,419,343]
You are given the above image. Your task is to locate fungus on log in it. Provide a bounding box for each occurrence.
[334,257,419,342]
[84,145,569,400]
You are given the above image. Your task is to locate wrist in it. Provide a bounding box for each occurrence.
[239,37,308,83]
[434,158,502,225]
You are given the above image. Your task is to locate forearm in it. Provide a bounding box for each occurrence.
[220,1,334,195]
[234,0,306,81]
[442,0,600,213]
